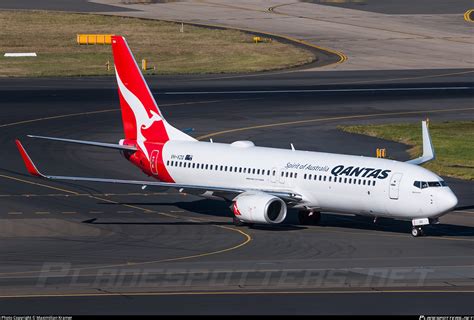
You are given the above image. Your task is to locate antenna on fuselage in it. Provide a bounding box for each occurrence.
[290,143,295,151]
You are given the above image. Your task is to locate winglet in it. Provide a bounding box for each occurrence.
[15,139,43,177]
[406,120,436,165]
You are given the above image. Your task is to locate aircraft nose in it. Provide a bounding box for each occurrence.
[439,189,458,213]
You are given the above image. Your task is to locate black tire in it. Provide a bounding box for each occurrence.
[411,227,421,237]
[310,212,321,225]
[298,210,310,225]
[299,211,321,225]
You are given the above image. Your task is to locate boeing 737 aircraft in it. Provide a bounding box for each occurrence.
[15,35,458,237]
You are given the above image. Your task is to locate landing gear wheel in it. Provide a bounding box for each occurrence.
[298,210,321,225]
[233,216,245,227]
[411,227,423,237]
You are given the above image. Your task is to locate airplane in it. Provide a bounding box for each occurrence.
[15,35,458,237]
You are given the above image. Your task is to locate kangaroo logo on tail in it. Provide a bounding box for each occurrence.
[115,70,165,158]
[111,35,194,158]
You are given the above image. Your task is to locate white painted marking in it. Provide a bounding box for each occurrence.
[4,53,37,57]
[7,212,22,215]
[163,87,472,95]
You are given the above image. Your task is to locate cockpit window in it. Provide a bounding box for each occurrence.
[414,180,447,189]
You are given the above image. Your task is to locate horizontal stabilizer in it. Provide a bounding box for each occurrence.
[27,135,137,151]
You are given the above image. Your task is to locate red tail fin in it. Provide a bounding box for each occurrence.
[111,36,193,146]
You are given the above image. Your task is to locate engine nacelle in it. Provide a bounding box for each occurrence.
[232,192,287,224]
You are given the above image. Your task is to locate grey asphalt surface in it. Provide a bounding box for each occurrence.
[0,69,473,314]
[1,292,474,315]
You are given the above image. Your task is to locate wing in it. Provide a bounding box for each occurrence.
[15,139,302,203]
[406,120,435,165]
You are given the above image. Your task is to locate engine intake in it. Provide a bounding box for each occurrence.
[232,191,287,224]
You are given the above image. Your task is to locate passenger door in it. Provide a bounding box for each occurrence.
[389,172,403,200]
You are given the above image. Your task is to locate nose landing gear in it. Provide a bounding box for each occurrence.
[411,218,430,237]
[411,226,424,237]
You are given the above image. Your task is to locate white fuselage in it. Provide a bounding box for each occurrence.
[160,140,458,221]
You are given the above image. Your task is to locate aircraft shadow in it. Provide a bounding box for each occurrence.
[317,213,474,237]
[94,199,306,231]
[101,199,474,236]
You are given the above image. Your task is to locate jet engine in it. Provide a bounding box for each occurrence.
[232,191,287,224]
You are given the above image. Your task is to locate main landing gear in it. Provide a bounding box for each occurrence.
[298,210,321,225]
[411,218,430,237]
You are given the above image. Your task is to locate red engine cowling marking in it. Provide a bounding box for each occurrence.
[232,202,241,216]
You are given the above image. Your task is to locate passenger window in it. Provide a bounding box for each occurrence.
[344,178,347,184]
[304,174,307,180]
[373,181,376,186]
[257,169,260,175]
[295,173,298,179]
[252,169,256,174]
[329,176,332,182]
[289,172,293,178]
[273,170,276,176]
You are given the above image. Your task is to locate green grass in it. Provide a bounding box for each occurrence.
[0,10,316,77]
[339,121,474,180]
